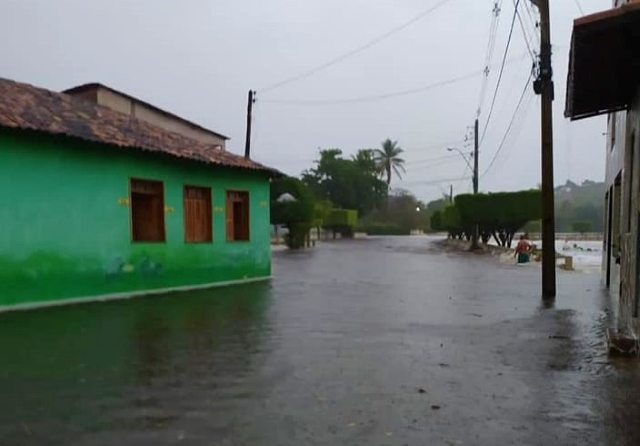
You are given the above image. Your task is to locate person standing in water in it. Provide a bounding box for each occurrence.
[514,234,532,265]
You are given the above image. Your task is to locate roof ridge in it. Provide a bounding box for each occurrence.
[62,82,230,141]
[0,76,280,176]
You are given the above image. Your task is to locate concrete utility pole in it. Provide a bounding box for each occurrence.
[531,0,556,299]
[449,184,453,203]
[473,119,479,194]
[244,90,256,159]
[471,118,480,249]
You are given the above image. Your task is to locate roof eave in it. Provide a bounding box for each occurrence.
[564,2,640,120]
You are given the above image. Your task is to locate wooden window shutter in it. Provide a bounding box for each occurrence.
[184,186,212,242]
[226,192,234,241]
[226,190,250,241]
[130,178,165,242]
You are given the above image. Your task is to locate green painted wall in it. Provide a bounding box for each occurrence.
[0,129,272,308]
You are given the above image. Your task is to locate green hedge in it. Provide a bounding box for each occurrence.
[441,205,462,232]
[455,190,541,231]
[324,209,358,227]
[430,211,443,232]
[271,200,315,225]
[454,189,542,246]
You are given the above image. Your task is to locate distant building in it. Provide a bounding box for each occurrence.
[63,83,229,149]
[565,0,640,335]
[0,77,279,312]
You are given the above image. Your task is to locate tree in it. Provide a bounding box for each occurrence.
[374,139,406,186]
[302,149,386,217]
[359,189,429,235]
[572,221,592,234]
[554,179,605,232]
[430,210,443,233]
[270,176,316,249]
[426,196,450,213]
[352,149,378,172]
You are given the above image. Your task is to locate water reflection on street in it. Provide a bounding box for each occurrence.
[1,236,639,445]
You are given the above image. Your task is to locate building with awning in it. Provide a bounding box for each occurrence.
[565,0,640,340]
[565,0,640,121]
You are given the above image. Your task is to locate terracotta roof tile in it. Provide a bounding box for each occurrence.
[63,83,230,141]
[0,77,279,175]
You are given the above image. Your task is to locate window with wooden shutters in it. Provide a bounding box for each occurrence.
[184,186,212,243]
[130,179,165,242]
[226,190,250,241]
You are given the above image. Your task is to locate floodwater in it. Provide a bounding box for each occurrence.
[1,236,640,445]
[488,237,603,272]
[556,239,603,272]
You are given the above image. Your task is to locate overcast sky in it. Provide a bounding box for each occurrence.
[1,0,610,202]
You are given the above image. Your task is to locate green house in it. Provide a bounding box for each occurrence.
[0,77,279,312]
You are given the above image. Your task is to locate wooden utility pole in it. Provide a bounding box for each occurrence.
[532,0,556,299]
[449,184,453,202]
[244,90,256,159]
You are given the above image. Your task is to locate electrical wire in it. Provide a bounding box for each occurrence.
[401,176,473,186]
[411,156,464,170]
[485,95,533,177]
[261,69,481,105]
[513,0,536,61]
[476,0,503,118]
[403,139,466,152]
[410,154,460,165]
[480,0,521,146]
[258,0,455,94]
[574,0,585,15]
[522,0,540,46]
[481,68,533,177]
[459,164,473,192]
[261,53,529,106]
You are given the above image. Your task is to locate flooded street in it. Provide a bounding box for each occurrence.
[2,236,640,445]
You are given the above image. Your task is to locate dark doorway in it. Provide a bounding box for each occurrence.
[606,187,613,287]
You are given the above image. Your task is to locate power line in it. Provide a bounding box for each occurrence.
[410,153,459,164]
[404,139,465,152]
[485,96,533,177]
[410,155,464,169]
[261,53,529,106]
[573,0,585,15]
[401,176,472,186]
[411,160,461,172]
[261,69,481,105]
[480,0,521,146]
[258,0,455,94]
[481,68,533,177]
[522,0,540,46]
[458,164,473,192]
[482,78,532,178]
[513,0,536,61]
[476,0,503,117]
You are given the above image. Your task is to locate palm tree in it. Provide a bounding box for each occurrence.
[374,139,406,186]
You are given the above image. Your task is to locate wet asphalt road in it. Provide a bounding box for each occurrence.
[1,236,640,445]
